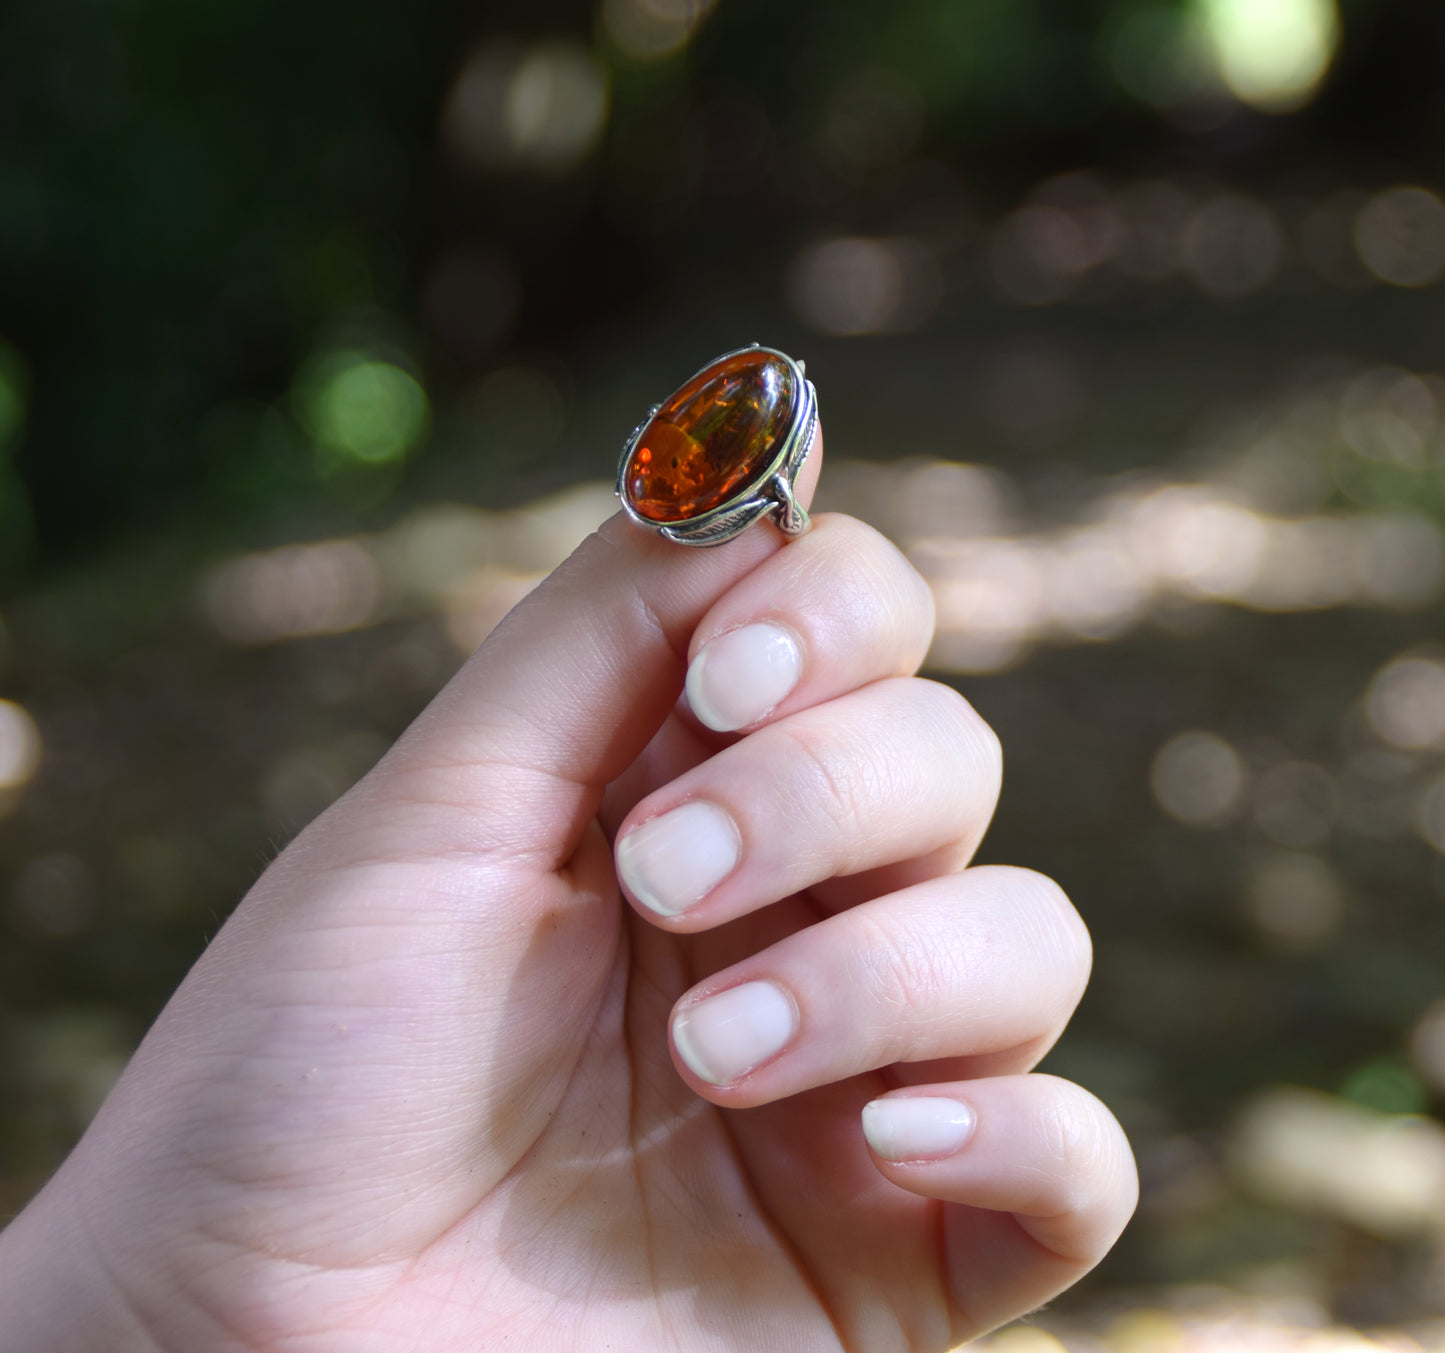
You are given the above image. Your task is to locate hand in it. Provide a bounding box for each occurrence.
[0,429,1136,1351]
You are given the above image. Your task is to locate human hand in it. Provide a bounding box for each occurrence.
[0,426,1136,1351]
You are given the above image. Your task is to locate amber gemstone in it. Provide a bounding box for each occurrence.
[623,350,797,522]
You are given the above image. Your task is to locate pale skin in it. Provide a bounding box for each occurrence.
[0,428,1137,1351]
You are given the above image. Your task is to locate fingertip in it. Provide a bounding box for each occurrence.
[862,1095,977,1163]
[864,1075,1137,1262]
[684,620,806,733]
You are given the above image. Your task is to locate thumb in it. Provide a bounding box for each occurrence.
[360,423,823,867]
[38,394,822,1276]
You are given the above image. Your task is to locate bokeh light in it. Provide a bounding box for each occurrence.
[1340,368,1438,466]
[982,1330,1068,1353]
[924,539,1048,675]
[1354,187,1445,288]
[787,236,940,335]
[1151,731,1247,827]
[601,0,718,62]
[1230,1087,1445,1236]
[1184,194,1283,298]
[443,568,543,654]
[442,41,609,172]
[0,698,41,797]
[204,540,383,644]
[1408,999,1445,1093]
[298,352,430,468]
[1198,0,1340,112]
[1245,851,1346,948]
[1365,656,1445,751]
[1045,527,1150,640]
[989,206,1098,305]
[1132,487,1268,600]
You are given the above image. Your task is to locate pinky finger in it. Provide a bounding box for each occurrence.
[862,1074,1138,1337]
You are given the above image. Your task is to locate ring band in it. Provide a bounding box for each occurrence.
[615,343,817,547]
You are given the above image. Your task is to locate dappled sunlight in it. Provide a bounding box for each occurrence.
[910,489,1444,675]
[195,462,1445,668]
[201,484,617,648]
[1230,1089,1445,1238]
[195,355,1445,680]
[204,539,385,645]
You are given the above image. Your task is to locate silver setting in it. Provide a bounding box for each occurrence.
[615,344,817,547]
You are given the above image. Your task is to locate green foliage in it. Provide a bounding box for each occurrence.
[1339,1058,1430,1115]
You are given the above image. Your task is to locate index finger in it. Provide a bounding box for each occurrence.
[382,427,823,865]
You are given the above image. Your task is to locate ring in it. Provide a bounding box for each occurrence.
[615,343,818,547]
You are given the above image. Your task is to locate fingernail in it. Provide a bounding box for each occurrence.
[616,801,740,918]
[672,980,797,1085]
[686,623,803,733]
[862,1097,976,1162]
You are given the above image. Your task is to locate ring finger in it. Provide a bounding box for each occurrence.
[666,864,1092,1108]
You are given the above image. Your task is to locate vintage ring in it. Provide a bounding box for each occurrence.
[615,343,818,547]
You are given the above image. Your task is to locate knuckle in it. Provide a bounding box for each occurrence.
[852,909,964,1029]
[797,517,895,604]
[774,721,869,838]
[809,517,936,664]
[814,511,894,557]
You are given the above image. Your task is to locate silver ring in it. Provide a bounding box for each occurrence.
[615,343,817,547]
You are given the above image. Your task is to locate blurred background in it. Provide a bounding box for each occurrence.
[5,0,1445,1347]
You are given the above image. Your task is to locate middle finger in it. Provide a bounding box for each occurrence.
[613,676,1001,929]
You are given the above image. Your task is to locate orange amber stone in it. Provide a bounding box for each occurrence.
[623,350,797,522]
